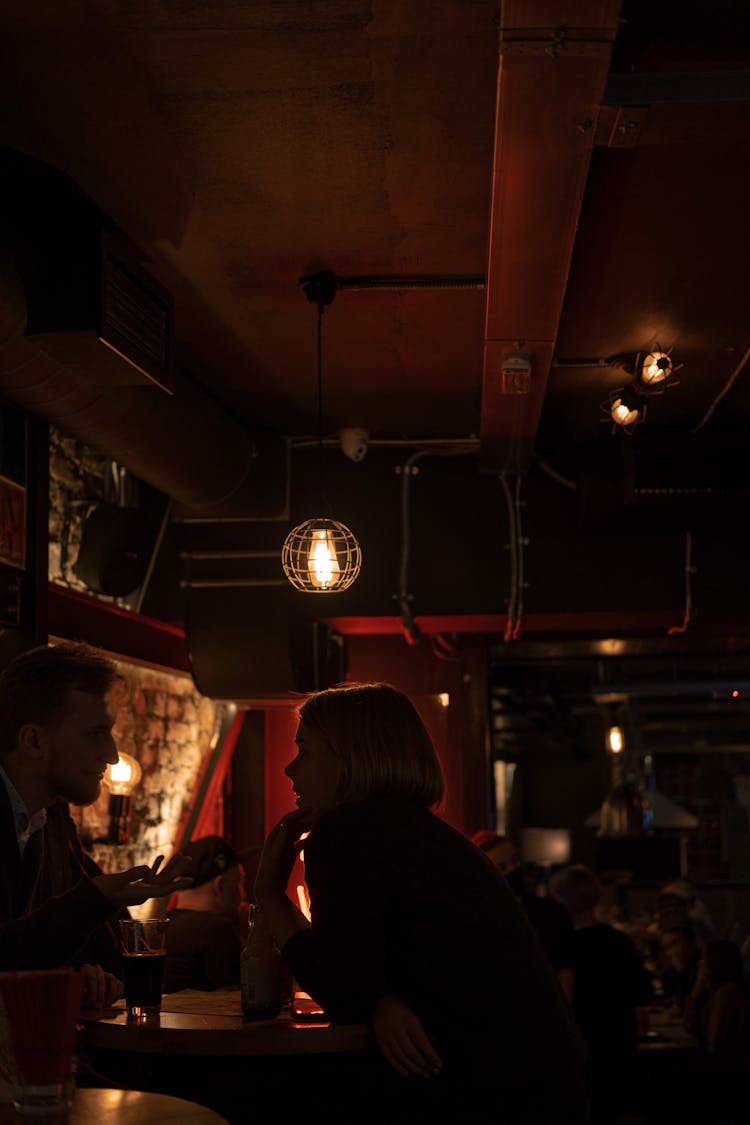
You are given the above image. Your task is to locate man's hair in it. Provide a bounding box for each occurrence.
[549,863,602,915]
[298,682,444,807]
[471,830,514,852]
[0,641,120,752]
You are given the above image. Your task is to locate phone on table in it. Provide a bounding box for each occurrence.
[291,993,327,1022]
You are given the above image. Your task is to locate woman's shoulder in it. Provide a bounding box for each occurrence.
[309,794,432,844]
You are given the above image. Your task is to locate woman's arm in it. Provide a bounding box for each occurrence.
[254,810,312,948]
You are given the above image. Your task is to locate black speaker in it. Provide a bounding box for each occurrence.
[74,502,155,597]
[185,583,345,699]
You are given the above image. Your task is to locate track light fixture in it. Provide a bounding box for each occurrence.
[635,347,683,394]
[601,383,646,434]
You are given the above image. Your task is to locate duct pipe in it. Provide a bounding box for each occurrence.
[0,253,256,509]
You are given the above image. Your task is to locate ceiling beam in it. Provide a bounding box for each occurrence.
[480,1,622,472]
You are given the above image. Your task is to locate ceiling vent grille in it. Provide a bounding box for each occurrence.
[100,238,173,392]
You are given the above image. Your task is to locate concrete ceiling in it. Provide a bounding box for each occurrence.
[4,0,749,477]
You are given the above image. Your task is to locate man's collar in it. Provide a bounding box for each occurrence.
[0,763,47,852]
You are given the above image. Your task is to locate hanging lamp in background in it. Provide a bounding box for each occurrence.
[282,273,361,593]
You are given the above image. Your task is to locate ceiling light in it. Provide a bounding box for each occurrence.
[608,384,645,432]
[282,518,360,592]
[282,273,362,594]
[635,347,683,394]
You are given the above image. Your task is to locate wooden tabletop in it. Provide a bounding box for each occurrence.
[0,1088,228,1124]
[80,990,369,1057]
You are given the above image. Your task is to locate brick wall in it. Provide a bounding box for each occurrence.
[70,658,222,903]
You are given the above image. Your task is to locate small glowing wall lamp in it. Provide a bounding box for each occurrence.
[606,726,624,754]
[103,752,142,844]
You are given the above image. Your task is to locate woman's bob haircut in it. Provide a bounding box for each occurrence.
[298,682,444,808]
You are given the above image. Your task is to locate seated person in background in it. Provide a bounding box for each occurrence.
[165,835,245,992]
[550,863,652,1125]
[660,924,702,1007]
[0,642,192,1008]
[659,878,718,945]
[684,940,750,1125]
[684,940,750,1073]
[471,830,575,1001]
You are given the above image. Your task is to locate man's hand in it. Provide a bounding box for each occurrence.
[80,963,123,1009]
[373,993,442,1079]
[92,853,193,907]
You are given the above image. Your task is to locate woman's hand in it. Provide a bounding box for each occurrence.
[373,993,442,1079]
[254,809,314,904]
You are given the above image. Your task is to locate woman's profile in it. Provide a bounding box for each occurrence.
[255,682,587,1123]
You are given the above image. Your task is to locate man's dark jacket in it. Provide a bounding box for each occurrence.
[0,784,115,969]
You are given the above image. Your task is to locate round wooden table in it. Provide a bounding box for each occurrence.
[0,1087,228,1124]
[79,990,370,1124]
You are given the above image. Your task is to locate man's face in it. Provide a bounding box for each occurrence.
[41,689,119,806]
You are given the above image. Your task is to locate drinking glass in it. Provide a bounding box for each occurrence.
[0,967,83,1117]
[119,919,170,1023]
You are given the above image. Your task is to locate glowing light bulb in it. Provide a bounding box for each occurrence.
[641,351,672,386]
[607,726,624,754]
[104,752,142,796]
[611,398,639,427]
[308,528,341,589]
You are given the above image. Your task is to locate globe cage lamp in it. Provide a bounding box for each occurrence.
[282,517,361,593]
[103,752,142,844]
[283,271,362,594]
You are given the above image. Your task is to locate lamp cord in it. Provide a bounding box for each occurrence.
[316,300,327,512]
[667,530,694,635]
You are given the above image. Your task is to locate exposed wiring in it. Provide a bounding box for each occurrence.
[431,632,460,661]
[692,342,750,434]
[396,445,476,647]
[667,531,694,635]
[397,450,430,645]
[533,452,577,491]
[513,475,525,640]
[499,474,518,642]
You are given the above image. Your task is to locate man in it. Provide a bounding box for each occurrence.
[0,641,192,1005]
[471,830,575,1000]
[549,864,653,1125]
[164,835,245,992]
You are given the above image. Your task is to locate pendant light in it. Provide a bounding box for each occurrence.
[282,273,361,594]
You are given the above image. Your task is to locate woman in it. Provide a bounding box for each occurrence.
[256,683,587,1123]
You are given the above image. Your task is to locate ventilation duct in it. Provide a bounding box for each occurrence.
[0,147,273,510]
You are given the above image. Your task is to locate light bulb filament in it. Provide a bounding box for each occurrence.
[308,530,340,589]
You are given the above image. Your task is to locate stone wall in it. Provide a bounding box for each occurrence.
[48,426,124,602]
[70,658,222,914]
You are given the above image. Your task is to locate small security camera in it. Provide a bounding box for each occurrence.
[339,427,369,462]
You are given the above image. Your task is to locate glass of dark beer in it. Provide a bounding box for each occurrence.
[119,919,170,1022]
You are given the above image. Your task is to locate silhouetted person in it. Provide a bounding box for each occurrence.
[165,835,245,992]
[550,863,652,1125]
[256,683,588,1124]
[471,830,574,1000]
[0,641,192,1007]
